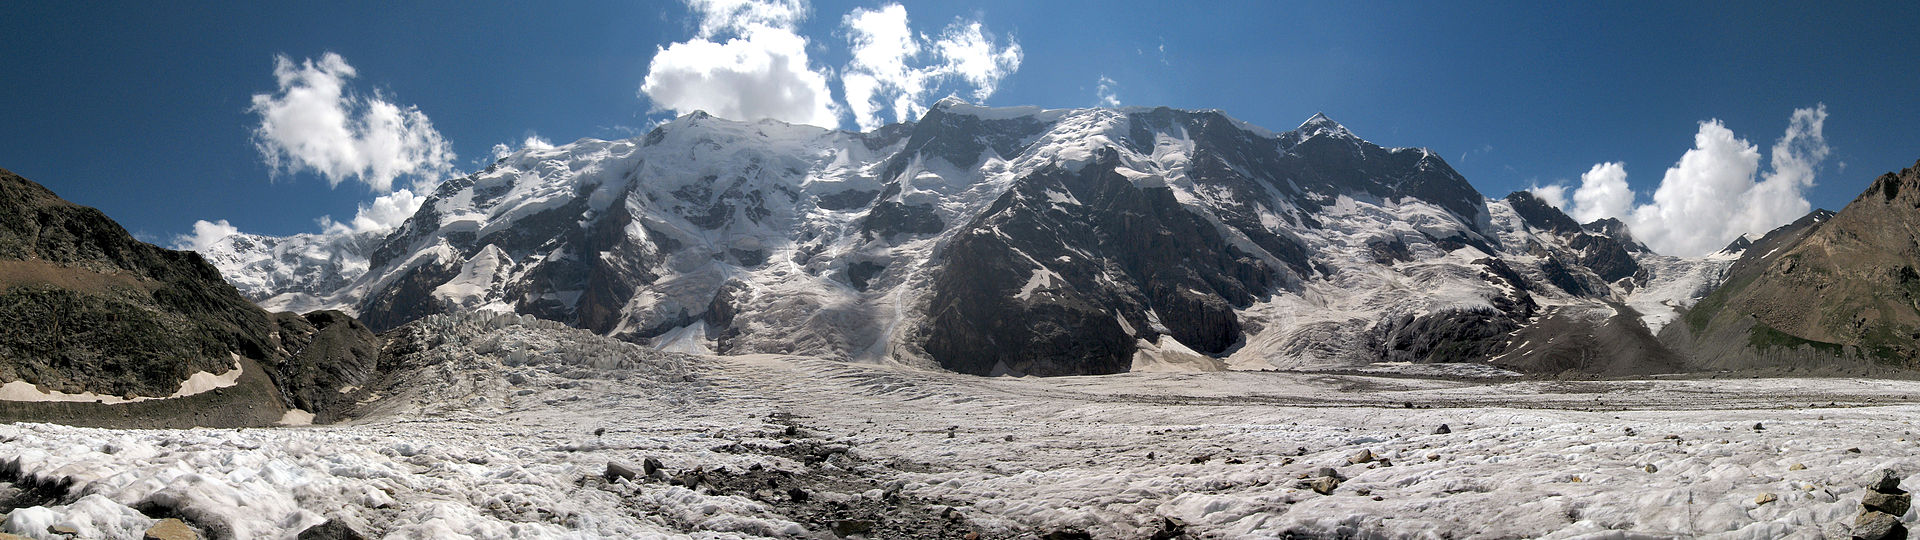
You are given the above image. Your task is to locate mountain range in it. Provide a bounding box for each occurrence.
[6,99,1916,422]
[195,101,1788,377]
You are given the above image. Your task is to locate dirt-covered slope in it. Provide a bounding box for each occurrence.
[1669,160,1920,371]
[0,169,382,426]
[0,168,279,397]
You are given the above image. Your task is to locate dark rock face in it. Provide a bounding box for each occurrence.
[1497,303,1685,376]
[577,202,665,334]
[1506,191,1582,236]
[356,260,459,332]
[1474,258,1539,319]
[860,201,944,239]
[1278,115,1490,232]
[360,172,671,335]
[1535,253,1599,298]
[1504,191,1642,292]
[296,520,370,540]
[1582,218,1648,253]
[268,310,380,420]
[0,169,279,397]
[844,261,886,291]
[1719,234,1753,254]
[1373,309,1518,363]
[1567,233,1640,283]
[922,152,1271,375]
[1367,238,1413,264]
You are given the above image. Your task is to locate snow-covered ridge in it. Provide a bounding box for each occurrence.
[205,102,1733,375]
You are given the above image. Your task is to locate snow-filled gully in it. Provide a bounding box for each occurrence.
[8,349,1920,538]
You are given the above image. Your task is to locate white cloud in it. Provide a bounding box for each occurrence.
[934,20,1022,100]
[250,53,455,193]
[842,4,920,130]
[172,219,241,252]
[1528,183,1569,210]
[1568,162,1633,223]
[685,0,805,38]
[1095,76,1121,107]
[639,0,840,128]
[1536,105,1831,256]
[840,4,1023,130]
[320,188,428,236]
[1740,104,1829,236]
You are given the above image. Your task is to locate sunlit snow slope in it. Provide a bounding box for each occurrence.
[209,103,1732,376]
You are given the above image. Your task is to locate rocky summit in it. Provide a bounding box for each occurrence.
[203,103,1744,377]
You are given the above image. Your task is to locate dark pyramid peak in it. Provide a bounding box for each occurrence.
[1582,218,1649,253]
[1719,233,1753,255]
[1503,190,1582,236]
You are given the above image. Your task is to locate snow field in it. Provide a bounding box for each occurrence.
[13,314,1920,538]
[9,344,1920,538]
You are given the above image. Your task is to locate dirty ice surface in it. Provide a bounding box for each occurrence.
[8,329,1920,538]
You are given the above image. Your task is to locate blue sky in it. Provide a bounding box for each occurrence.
[3,2,1917,254]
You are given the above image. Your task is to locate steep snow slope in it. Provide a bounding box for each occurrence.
[212,103,1726,375]
[196,229,383,306]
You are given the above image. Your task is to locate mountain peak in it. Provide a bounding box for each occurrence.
[1297,112,1355,139]
[1718,233,1753,255]
[931,95,970,111]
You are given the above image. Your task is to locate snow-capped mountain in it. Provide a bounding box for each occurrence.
[197,229,383,303]
[209,101,1732,376]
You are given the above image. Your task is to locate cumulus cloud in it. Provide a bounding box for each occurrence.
[1568,162,1633,223]
[841,3,1023,130]
[171,219,241,252]
[639,0,840,128]
[1528,183,1569,210]
[1095,76,1121,107]
[1534,104,1831,256]
[320,188,428,236]
[250,53,455,193]
[177,54,455,256]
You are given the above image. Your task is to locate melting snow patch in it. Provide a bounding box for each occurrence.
[0,356,244,403]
